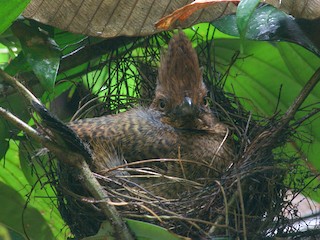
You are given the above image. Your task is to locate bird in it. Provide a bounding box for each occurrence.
[68,31,233,198]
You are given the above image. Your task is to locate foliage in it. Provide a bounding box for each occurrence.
[0,2,319,240]
[0,0,30,35]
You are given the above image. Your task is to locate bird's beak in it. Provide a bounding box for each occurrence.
[179,97,195,116]
[166,96,202,129]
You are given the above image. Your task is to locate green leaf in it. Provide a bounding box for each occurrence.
[0,182,54,240]
[11,22,61,91]
[24,39,60,91]
[0,141,70,239]
[0,92,30,159]
[0,118,9,158]
[212,36,320,201]
[126,219,184,240]
[19,140,49,186]
[236,0,260,53]
[0,120,9,159]
[236,0,260,39]
[213,5,320,55]
[4,52,32,76]
[0,223,26,240]
[0,0,30,34]
[0,139,9,159]
[82,219,185,240]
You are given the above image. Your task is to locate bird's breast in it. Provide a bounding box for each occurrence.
[68,108,232,170]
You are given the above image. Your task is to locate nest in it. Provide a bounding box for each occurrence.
[24,29,319,239]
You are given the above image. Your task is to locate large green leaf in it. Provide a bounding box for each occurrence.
[126,219,184,240]
[0,182,54,240]
[212,36,320,200]
[0,141,69,240]
[0,0,30,35]
[83,219,185,240]
[0,223,26,240]
[214,5,320,56]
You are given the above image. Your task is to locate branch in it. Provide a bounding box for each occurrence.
[280,67,320,129]
[0,69,134,240]
[243,67,320,163]
[0,69,41,106]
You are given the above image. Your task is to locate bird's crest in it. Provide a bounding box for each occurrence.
[152,31,207,111]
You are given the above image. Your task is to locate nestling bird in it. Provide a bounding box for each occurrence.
[68,32,233,197]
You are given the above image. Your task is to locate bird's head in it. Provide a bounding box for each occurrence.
[150,31,217,130]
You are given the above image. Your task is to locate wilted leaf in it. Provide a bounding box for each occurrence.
[23,0,320,38]
[22,0,237,38]
[155,0,225,30]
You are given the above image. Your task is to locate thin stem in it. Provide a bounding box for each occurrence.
[0,69,41,105]
[0,70,134,240]
[280,67,320,129]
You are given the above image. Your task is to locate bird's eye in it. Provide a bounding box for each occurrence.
[159,99,166,110]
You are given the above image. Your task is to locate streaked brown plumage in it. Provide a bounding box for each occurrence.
[68,32,233,197]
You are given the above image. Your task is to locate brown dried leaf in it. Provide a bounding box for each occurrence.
[155,0,239,30]
[22,0,236,38]
[268,0,320,20]
[22,0,320,38]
